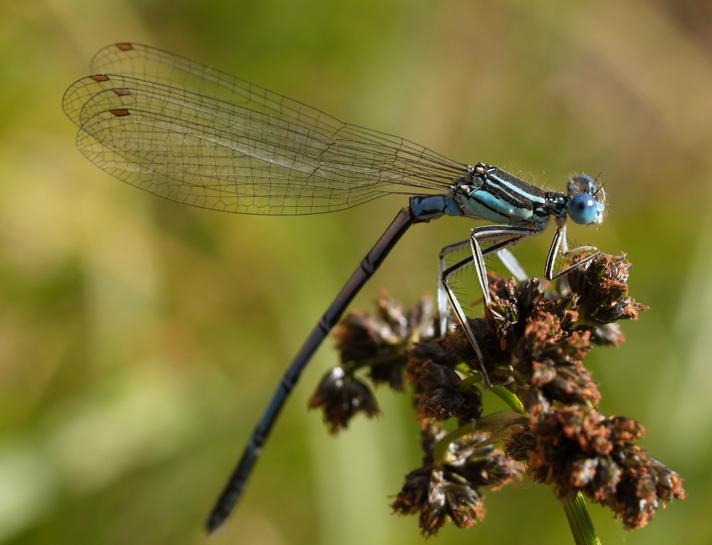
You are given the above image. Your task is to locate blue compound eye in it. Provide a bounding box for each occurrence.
[568,193,599,224]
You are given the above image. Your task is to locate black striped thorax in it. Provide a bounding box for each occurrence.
[451,164,565,231]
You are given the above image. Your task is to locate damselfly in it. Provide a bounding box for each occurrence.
[63,42,606,533]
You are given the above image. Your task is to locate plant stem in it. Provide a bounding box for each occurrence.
[562,492,602,545]
[433,422,478,465]
[491,385,527,415]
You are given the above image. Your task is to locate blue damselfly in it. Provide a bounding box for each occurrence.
[63,42,606,533]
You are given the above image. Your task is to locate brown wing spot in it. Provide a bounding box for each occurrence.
[110,108,130,117]
[112,88,132,96]
[116,42,134,51]
[90,74,110,82]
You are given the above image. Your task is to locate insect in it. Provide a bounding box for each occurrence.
[63,42,606,533]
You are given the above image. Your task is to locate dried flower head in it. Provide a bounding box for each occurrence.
[334,292,436,391]
[509,406,686,529]
[407,342,482,424]
[319,252,685,537]
[392,423,522,536]
[567,252,649,323]
[309,293,436,431]
[307,367,379,433]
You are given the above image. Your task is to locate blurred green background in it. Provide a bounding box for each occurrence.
[1,0,710,544]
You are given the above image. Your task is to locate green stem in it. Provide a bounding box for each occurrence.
[562,492,602,545]
[455,362,481,379]
[433,422,478,465]
[459,374,481,389]
[491,385,527,416]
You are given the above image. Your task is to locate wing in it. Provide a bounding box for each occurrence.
[63,42,466,215]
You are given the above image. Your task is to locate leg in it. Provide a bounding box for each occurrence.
[437,240,469,336]
[206,208,416,533]
[442,227,536,385]
[544,224,600,280]
[441,256,487,380]
[497,248,528,282]
[437,238,529,336]
[470,225,538,306]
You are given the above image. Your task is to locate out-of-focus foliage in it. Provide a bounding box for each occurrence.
[0,1,709,544]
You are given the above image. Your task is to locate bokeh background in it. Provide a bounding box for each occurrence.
[1,0,710,544]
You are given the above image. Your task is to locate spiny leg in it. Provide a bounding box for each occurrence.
[470,225,538,306]
[544,224,600,280]
[441,227,536,385]
[437,237,530,336]
[437,240,469,336]
[441,256,487,380]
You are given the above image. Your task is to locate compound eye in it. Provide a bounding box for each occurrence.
[568,193,598,224]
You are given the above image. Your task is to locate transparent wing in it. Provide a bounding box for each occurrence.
[63,42,466,215]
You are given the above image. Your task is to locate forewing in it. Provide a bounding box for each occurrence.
[63,42,465,215]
